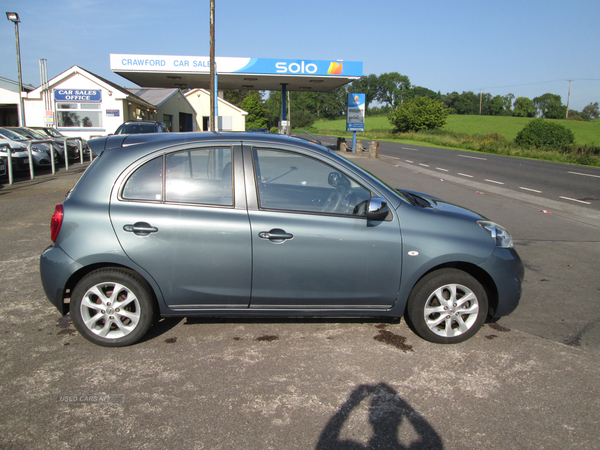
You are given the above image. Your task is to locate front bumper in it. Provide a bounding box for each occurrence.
[479,247,525,318]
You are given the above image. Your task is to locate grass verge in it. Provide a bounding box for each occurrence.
[308,116,600,167]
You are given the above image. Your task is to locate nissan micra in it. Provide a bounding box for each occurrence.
[40,132,524,347]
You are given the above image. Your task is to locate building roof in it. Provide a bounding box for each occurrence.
[25,66,156,110]
[184,89,248,115]
[0,76,35,93]
[127,87,180,107]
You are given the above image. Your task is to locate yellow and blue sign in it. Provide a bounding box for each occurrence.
[347,93,365,132]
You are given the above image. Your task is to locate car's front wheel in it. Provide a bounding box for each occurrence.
[70,268,155,347]
[405,269,488,344]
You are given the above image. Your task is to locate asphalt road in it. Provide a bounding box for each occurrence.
[316,135,600,212]
[1,154,600,449]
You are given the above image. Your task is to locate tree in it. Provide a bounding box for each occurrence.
[582,102,599,119]
[223,89,257,107]
[513,97,537,117]
[348,74,379,110]
[377,72,411,109]
[388,97,449,133]
[444,91,478,115]
[514,118,574,149]
[501,93,515,115]
[411,86,439,100]
[241,93,268,129]
[486,95,504,116]
[533,93,566,119]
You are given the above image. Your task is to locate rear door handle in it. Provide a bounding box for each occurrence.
[123,222,158,236]
[259,228,293,242]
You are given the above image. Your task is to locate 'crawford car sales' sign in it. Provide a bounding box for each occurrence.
[54,89,102,102]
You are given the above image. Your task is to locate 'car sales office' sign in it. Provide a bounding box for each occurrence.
[54,89,102,102]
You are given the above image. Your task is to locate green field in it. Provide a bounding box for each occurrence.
[313,115,600,146]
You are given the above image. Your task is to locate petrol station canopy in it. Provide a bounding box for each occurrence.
[110,54,363,92]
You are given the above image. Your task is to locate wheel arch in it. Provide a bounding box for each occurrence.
[407,261,499,319]
[62,263,161,316]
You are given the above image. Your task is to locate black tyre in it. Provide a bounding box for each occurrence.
[70,268,155,347]
[405,269,488,344]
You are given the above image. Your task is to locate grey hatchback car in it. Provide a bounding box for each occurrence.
[40,132,523,347]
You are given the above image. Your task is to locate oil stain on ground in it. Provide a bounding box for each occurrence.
[165,337,178,344]
[256,335,279,342]
[488,323,510,332]
[374,329,414,352]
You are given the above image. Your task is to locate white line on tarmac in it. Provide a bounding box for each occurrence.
[458,173,473,178]
[402,147,418,151]
[436,168,449,172]
[520,187,542,193]
[419,163,430,167]
[568,171,600,179]
[458,154,487,160]
[406,160,414,163]
[381,155,399,159]
[485,179,505,185]
[560,196,591,205]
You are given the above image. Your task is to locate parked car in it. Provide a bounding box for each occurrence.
[29,126,83,160]
[0,154,6,178]
[113,121,169,135]
[40,132,524,347]
[0,138,31,172]
[0,127,56,169]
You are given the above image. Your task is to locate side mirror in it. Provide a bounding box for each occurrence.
[366,197,389,221]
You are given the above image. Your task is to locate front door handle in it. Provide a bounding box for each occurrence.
[123,222,158,236]
[259,228,293,242]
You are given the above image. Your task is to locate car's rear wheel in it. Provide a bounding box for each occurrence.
[70,268,155,347]
[405,269,488,344]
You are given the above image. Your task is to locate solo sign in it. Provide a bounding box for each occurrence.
[347,93,365,132]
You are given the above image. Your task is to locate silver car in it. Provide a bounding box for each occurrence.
[0,127,55,169]
[40,133,524,347]
[0,154,6,178]
[0,138,30,172]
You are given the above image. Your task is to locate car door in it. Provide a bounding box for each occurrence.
[244,144,402,309]
[110,144,252,308]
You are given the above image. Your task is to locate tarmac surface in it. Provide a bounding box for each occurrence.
[0,152,599,449]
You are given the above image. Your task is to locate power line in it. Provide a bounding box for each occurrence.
[479,78,600,90]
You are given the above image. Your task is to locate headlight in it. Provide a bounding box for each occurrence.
[478,221,513,248]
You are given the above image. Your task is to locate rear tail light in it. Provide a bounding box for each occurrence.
[50,204,64,242]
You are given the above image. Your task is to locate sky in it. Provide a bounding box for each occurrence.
[1,0,599,111]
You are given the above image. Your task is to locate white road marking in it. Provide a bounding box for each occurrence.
[436,168,449,172]
[458,154,487,160]
[485,179,505,185]
[568,171,600,179]
[458,173,473,178]
[520,187,542,193]
[419,163,430,167]
[402,147,418,151]
[406,160,414,163]
[381,155,399,160]
[560,196,591,205]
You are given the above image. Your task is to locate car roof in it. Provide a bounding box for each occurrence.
[88,132,331,157]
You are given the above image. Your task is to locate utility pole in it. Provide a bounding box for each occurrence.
[209,0,215,132]
[566,79,573,119]
[6,12,25,126]
[479,89,483,115]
